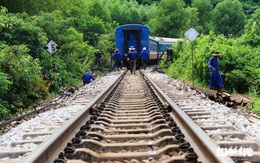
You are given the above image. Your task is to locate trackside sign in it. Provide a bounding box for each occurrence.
[44,40,60,55]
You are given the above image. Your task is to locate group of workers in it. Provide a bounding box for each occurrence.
[110,46,149,74]
[82,47,226,93]
[82,46,148,85]
[126,46,149,74]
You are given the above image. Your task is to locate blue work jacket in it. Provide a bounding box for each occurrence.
[140,50,149,60]
[127,50,138,60]
[208,57,220,72]
[82,72,95,84]
[111,52,122,61]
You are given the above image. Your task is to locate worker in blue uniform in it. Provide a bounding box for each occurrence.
[140,47,149,70]
[111,49,122,71]
[82,69,95,85]
[127,46,138,74]
[208,51,226,92]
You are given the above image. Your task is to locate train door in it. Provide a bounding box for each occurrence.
[127,31,138,50]
[123,30,140,54]
[123,29,141,69]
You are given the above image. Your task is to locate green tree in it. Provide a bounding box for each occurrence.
[102,0,144,25]
[240,0,260,15]
[58,27,93,85]
[85,0,111,23]
[192,0,213,34]
[0,8,48,59]
[242,8,260,47]
[211,0,222,7]
[0,72,11,96]
[148,0,189,38]
[238,8,260,92]
[0,0,66,15]
[0,44,49,112]
[60,1,108,46]
[184,0,192,6]
[136,0,160,5]
[165,30,259,94]
[138,3,157,24]
[213,0,246,37]
[0,70,12,118]
[30,10,95,89]
[184,7,200,32]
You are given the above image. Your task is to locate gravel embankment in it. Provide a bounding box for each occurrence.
[146,71,260,141]
[0,69,259,161]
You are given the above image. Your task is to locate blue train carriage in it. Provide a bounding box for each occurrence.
[149,36,179,62]
[115,24,150,69]
[148,36,160,64]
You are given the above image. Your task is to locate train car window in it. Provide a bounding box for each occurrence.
[159,44,162,52]
[150,43,157,52]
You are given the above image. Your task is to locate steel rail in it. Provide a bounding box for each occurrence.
[22,70,127,163]
[0,103,52,128]
[141,70,235,163]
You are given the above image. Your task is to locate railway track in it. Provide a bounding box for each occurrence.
[21,70,234,163]
[147,72,260,163]
[0,69,259,162]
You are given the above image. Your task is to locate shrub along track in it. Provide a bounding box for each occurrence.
[22,70,235,163]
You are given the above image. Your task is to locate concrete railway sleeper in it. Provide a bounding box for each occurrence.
[22,70,235,163]
[54,72,199,162]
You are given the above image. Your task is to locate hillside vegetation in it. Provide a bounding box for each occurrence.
[0,0,259,118]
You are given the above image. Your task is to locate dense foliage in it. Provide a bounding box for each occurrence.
[162,8,260,112]
[0,0,259,118]
[213,0,246,36]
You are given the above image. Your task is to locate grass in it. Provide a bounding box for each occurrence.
[247,96,260,115]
